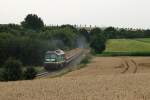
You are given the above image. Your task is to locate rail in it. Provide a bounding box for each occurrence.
[36,71,49,78]
[37,48,86,78]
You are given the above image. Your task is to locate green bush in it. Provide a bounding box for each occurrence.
[90,28,107,53]
[100,52,150,56]
[0,68,3,81]
[24,67,37,80]
[2,58,23,81]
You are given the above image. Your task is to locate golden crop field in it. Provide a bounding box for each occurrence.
[65,57,150,77]
[1,57,150,100]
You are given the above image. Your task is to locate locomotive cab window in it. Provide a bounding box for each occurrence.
[45,54,57,62]
[44,49,65,63]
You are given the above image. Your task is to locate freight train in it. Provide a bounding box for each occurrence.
[44,48,83,70]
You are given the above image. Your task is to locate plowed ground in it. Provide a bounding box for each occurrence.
[1,57,150,100]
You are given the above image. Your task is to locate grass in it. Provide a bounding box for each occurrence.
[135,38,150,43]
[101,38,150,56]
[34,66,45,73]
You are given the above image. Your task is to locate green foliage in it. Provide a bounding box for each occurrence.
[144,30,150,37]
[24,67,37,80]
[21,14,44,30]
[103,27,149,39]
[60,24,78,33]
[2,58,23,81]
[0,24,22,35]
[0,33,16,65]
[0,33,46,65]
[79,28,90,41]
[104,27,117,39]
[90,28,107,53]
[0,24,79,66]
[100,52,150,56]
[39,26,78,48]
[1,13,150,66]
[0,23,81,65]
[19,38,50,65]
[0,68,3,81]
[90,28,101,42]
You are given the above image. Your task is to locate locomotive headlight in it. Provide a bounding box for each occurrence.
[46,59,50,61]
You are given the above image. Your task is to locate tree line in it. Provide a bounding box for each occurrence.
[1,14,150,65]
[0,14,150,65]
[0,14,150,81]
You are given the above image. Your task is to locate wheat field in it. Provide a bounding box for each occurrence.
[65,57,150,77]
[1,57,150,100]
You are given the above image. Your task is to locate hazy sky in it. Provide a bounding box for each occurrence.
[0,0,150,28]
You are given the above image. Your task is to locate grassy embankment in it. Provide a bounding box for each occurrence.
[101,38,150,56]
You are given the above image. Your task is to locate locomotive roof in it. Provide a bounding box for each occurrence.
[46,49,65,55]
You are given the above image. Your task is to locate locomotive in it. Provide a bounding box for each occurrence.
[44,48,83,70]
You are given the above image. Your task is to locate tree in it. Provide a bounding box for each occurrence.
[90,28,102,41]
[144,30,150,37]
[104,27,117,39]
[90,28,106,53]
[21,14,44,30]
[79,28,90,41]
[90,34,106,53]
[2,58,23,81]
[24,67,37,80]
[60,24,78,33]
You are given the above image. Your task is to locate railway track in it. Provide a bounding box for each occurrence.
[65,48,84,63]
[36,71,50,78]
[36,48,88,78]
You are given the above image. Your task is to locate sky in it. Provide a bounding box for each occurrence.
[0,0,150,29]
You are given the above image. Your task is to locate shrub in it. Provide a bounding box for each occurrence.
[2,58,23,81]
[0,68,3,81]
[24,67,37,80]
[90,28,107,53]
